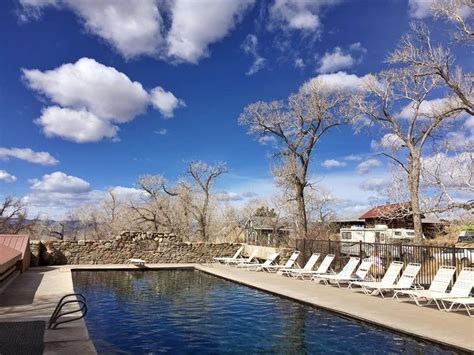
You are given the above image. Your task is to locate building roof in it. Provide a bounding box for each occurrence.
[359,203,411,220]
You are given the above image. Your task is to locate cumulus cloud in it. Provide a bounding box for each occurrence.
[241,34,266,75]
[445,116,474,150]
[167,0,254,63]
[0,170,17,183]
[301,71,371,93]
[150,87,186,118]
[20,0,163,58]
[29,171,90,193]
[0,147,58,165]
[397,96,467,121]
[22,57,149,123]
[268,0,341,31]
[371,133,405,152]
[22,58,184,142]
[35,106,119,143]
[357,158,382,174]
[109,186,147,202]
[154,129,168,135]
[317,47,354,74]
[20,0,253,64]
[322,159,347,168]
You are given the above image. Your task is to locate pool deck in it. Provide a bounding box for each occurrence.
[0,263,473,353]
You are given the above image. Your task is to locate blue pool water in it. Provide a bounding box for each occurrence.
[73,270,456,354]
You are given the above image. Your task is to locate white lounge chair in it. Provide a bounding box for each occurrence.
[225,249,258,265]
[238,252,280,271]
[349,261,404,294]
[314,258,366,287]
[213,245,244,263]
[441,298,474,317]
[293,254,335,280]
[393,265,457,305]
[357,263,422,298]
[128,258,145,266]
[395,267,473,310]
[262,251,300,273]
[280,253,320,277]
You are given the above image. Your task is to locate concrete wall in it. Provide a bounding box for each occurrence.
[29,232,241,266]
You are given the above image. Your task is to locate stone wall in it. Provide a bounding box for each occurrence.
[30,232,241,266]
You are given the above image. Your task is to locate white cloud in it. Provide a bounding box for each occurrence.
[268,0,341,31]
[167,0,254,63]
[35,106,119,143]
[20,0,254,63]
[445,116,474,150]
[0,170,17,183]
[294,58,305,68]
[20,0,163,58]
[397,97,467,121]
[360,177,388,192]
[301,71,371,93]
[322,159,347,168]
[357,158,382,174]
[422,152,473,192]
[22,57,149,123]
[258,135,277,145]
[408,0,434,18]
[30,171,90,193]
[349,42,367,53]
[22,58,183,142]
[317,47,355,74]
[150,87,185,118]
[241,34,266,75]
[154,129,168,135]
[109,186,147,202]
[371,133,405,152]
[344,154,363,161]
[0,147,58,165]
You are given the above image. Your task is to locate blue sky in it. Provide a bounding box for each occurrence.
[0,0,471,219]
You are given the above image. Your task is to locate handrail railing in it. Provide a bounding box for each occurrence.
[48,293,88,329]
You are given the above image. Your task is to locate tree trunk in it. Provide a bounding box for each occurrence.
[295,182,308,240]
[408,153,423,243]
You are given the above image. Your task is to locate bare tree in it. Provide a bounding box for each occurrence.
[348,66,466,241]
[0,196,30,234]
[179,161,227,241]
[239,81,348,239]
[432,0,473,43]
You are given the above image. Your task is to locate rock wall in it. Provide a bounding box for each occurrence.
[30,232,241,266]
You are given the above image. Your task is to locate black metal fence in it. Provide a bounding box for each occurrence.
[295,239,474,287]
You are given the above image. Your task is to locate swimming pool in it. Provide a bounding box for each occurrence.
[73,270,456,354]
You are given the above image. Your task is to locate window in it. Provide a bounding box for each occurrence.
[341,232,352,240]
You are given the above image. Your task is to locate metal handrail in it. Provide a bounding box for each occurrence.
[48,293,88,329]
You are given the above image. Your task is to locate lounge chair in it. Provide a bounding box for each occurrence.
[238,252,280,271]
[349,261,404,294]
[292,254,336,280]
[394,267,473,310]
[225,249,258,265]
[262,251,300,273]
[128,258,145,266]
[314,258,368,287]
[393,265,456,305]
[280,253,320,277]
[358,263,422,298]
[213,245,244,263]
[441,298,474,317]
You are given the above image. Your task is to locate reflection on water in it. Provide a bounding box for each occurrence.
[73,270,455,354]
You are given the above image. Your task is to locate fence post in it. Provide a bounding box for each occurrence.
[452,245,457,284]
[359,240,363,259]
[328,239,331,255]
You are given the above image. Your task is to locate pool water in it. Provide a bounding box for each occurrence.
[73,270,455,354]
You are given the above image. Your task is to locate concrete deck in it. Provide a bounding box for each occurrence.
[1,264,473,353]
[196,264,474,352]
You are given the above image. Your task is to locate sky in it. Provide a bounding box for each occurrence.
[0,0,471,220]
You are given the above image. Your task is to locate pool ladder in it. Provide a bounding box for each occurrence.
[48,293,88,329]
